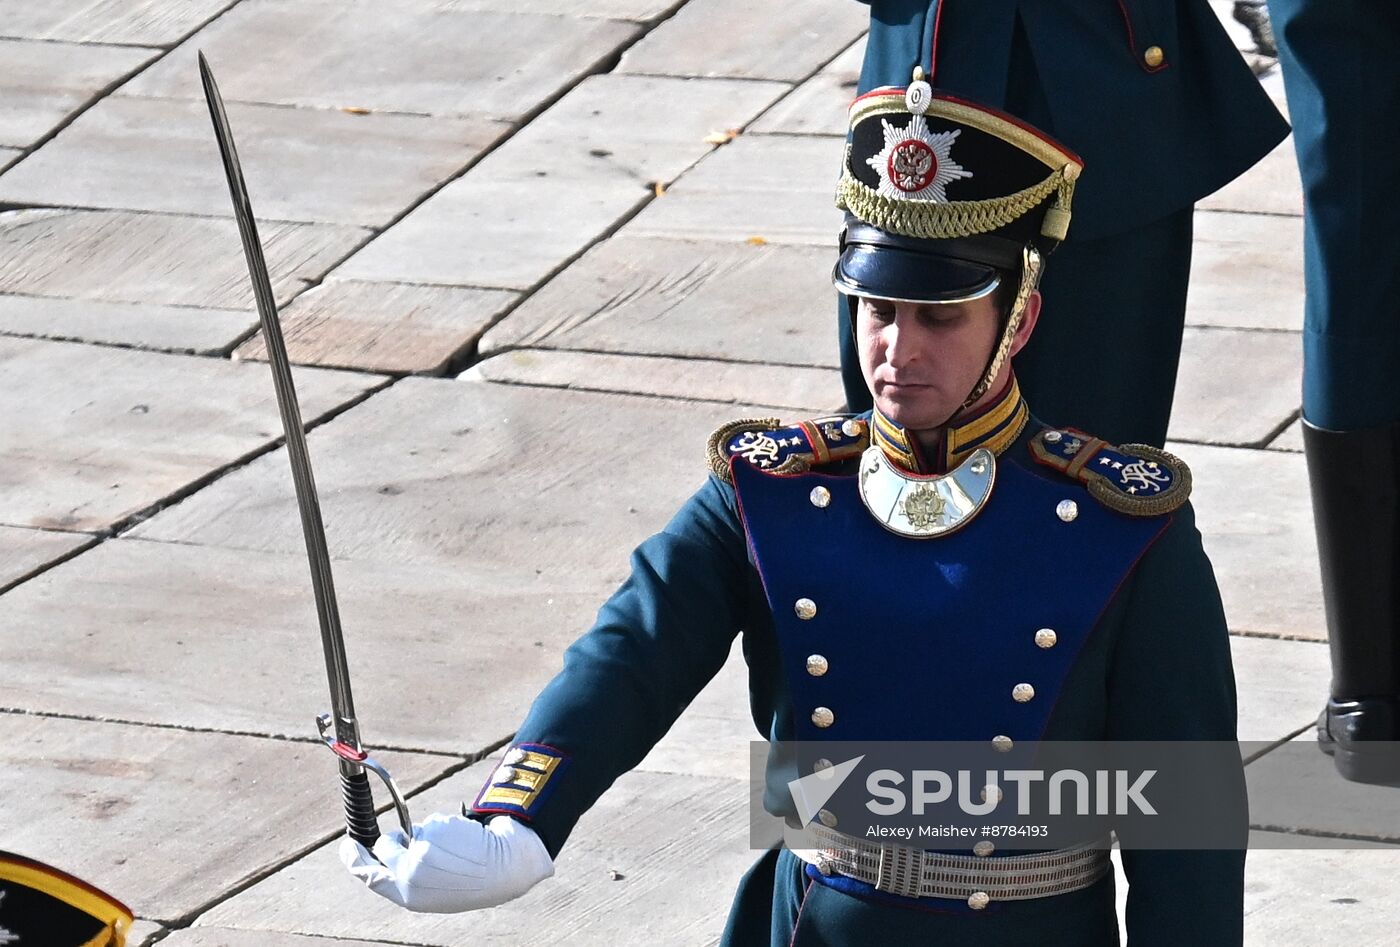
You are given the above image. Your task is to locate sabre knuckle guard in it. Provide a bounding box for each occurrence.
[708,416,870,483]
[1030,428,1191,516]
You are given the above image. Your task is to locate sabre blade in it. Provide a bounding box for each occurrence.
[198,51,380,847]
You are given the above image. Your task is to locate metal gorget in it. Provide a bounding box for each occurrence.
[857,445,995,538]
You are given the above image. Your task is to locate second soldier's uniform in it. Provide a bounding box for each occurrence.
[460,86,1246,944]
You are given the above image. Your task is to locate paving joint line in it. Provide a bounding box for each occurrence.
[470,374,840,414]
[1249,823,1400,847]
[0,197,375,230]
[741,32,866,134]
[0,34,165,50]
[0,0,246,169]
[0,374,400,599]
[477,343,832,373]
[1252,407,1302,449]
[232,1,697,363]
[1241,721,1314,765]
[1228,628,1327,643]
[137,734,514,941]
[0,704,474,759]
[0,326,220,358]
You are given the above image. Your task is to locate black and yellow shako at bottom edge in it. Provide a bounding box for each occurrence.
[1030,428,1191,516]
[708,415,870,483]
[0,850,133,947]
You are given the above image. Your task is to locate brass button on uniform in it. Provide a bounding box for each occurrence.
[1012,683,1035,703]
[980,784,1003,804]
[813,758,834,775]
[812,707,835,728]
[973,840,995,857]
[968,891,991,910]
[809,486,831,508]
[818,808,839,828]
[1144,45,1165,68]
[795,598,817,620]
[1056,499,1079,522]
[1035,628,1058,649]
[806,654,829,677]
[992,734,1014,752]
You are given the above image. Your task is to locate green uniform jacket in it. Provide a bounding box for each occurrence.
[473,421,1245,945]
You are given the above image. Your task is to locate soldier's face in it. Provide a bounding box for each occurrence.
[855,294,1006,430]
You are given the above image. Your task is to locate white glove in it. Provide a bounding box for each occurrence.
[340,811,554,913]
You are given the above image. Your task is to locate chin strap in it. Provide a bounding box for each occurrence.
[960,245,1042,410]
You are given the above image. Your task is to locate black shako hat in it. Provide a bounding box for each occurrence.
[833,77,1083,305]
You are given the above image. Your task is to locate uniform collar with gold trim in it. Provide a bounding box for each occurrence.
[870,375,1030,474]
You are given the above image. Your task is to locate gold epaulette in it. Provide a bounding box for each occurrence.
[1029,428,1191,516]
[708,415,870,484]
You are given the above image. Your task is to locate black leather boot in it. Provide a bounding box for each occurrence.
[1305,419,1400,786]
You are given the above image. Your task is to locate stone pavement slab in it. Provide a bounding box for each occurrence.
[0,0,232,45]
[470,349,842,412]
[1186,211,1303,333]
[0,537,610,755]
[1167,327,1300,446]
[195,759,753,945]
[1270,418,1304,452]
[1244,831,1400,947]
[0,38,154,148]
[626,134,843,245]
[130,380,745,566]
[0,147,19,172]
[1232,635,1329,743]
[0,293,253,355]
[0,208,366,312]
[126,2,640,122]
[1177,442,1323,640]
[128,921,164,946]
[618,0,867,82]
[1248,737,1400,844]
[0,525,90,589]
[235,280,519,375]
[0,95,509,227]
[477,235,841,367]
[0,336,382,532]
[339,74,788,291]
[158,930,383,947]
[0,713,454,923]
[749,37,863,137]
[428,0,681,21]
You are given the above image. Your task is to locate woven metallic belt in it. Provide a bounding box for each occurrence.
[792,825,1111,907]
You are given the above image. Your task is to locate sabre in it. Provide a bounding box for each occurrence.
[198,52,411,847]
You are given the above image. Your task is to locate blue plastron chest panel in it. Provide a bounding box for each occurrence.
[732,457,1168,744]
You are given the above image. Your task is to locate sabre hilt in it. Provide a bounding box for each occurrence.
[317,713,415,846]
[341,768,380,848]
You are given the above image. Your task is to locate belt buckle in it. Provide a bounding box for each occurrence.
[874,843,922,899]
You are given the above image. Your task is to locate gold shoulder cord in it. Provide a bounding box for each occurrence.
[708,417,782,483]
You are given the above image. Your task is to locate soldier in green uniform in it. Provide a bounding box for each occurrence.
[839,0,1290,447]
[1266,0,1400,785]
[343,85,1245,944]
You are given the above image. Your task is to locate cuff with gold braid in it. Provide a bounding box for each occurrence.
[470,743,570,820]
